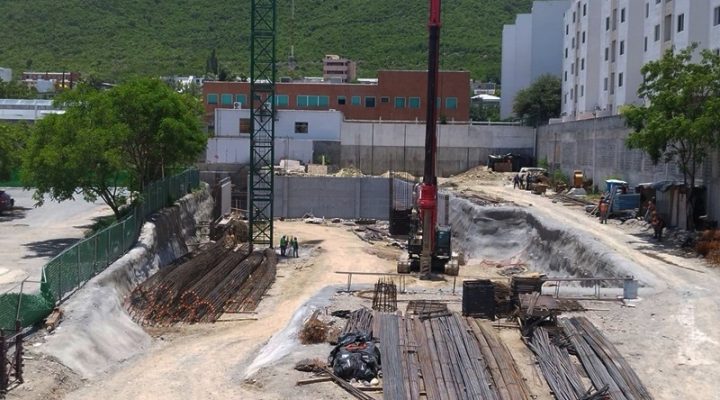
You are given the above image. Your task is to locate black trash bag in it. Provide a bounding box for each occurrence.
[328,331,381,381]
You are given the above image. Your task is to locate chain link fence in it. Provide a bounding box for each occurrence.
[0,168,200,330]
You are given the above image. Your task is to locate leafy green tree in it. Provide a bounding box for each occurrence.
[622,46,720,229]
[0,80,37,99]
[512,74,561,127]
[21,79,207,219]
[0,123,28,180]
[107,78,207,190]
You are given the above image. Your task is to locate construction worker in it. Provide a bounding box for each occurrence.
[291,237,299,257]
[651,212,665,241]
[599,197,609,224]
[280,235,287,256]
[513,174,521,189]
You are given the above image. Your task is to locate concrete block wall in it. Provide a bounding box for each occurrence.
[340,122,535,176]
[274,176,392,219]
[537,116,685,187]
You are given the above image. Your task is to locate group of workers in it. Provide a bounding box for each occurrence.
[279,235,299,257]
[598,194,665,240]
[512,173,532,190]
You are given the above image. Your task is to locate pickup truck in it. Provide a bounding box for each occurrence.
[0,190,14,214]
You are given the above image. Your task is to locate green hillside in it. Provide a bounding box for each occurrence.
[0,0,533,82]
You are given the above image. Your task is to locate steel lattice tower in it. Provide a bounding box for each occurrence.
[249,0,276,248]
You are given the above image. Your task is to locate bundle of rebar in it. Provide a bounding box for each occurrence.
[558,317,653,400]
[371,278,397,312]
[127,240,276,325]
[340,308,374,337]
[528,327,588,400]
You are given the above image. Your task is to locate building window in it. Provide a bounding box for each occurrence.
[612,8,618,30]
[239,118,251,134]
[582,31,586,43]
[207,93,218,105]
[644,37,648,52]
[337,96,346,105]
[351,96,361,106]
[564,93,567,105]
[566,25,569,35]
[571,63,575,74]
[294,122,308,134]
[604,77,608,91]
[570,88,574,100]
[654,24,660,41]
[580,85,584,97]
[235,94,247,105]
[565,48,568,58]
[655,0,660,4]
[715,7,720,26]
[606,17,610,31]
[646,3,649,18]
[297,95,329,108]
[573,11,576,22]
[664,15,672,41]
[572,37,575,48]
[605,47,609,61]
[564,71,568,81]
[620,41,625,55]
[445,97,458,110]
[221,93,233,106]
[380,96,389,104]
[611,41,616,62]
[409,97,421,109]
[621,8,626,23]
[583,3,586,16]
[677,14,684,32]
[394,97,406,108]
[581,58,585,70]
[619,73,624,87]
[365,96,376,108]
[610,73,615,94]
[275,94,289,106]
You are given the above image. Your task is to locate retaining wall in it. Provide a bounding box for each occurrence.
[40,187,214,378]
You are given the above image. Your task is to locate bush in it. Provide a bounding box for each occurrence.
[695,230,720,266]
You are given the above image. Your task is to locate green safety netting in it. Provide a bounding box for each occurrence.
[1,168,200,329]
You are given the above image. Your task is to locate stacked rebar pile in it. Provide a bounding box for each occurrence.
[371,278,397,312]
[340,308,374,337]
[528,327,589,400]
[127,241,276,325]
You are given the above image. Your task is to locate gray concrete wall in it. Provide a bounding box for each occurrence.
[537,116,684,187]
[340,121,535,176]
[274,176,392,219]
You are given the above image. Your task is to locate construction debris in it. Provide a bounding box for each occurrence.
[294,358,327,373]
[340,308,374,338]
[299,310,329,344]
[126,238,277,325]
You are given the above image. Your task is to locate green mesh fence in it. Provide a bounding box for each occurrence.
[0,168,200,330]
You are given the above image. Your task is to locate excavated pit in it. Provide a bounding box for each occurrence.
[449,196,653,287]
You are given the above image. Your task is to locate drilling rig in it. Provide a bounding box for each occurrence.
[397,0,459,279]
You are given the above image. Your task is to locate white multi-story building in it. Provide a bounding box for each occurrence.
[563,0,720,120]
[501,1,570,119]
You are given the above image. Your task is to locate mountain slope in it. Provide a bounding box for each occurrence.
[0,0,533,82]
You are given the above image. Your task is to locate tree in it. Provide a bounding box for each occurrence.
[0,123,28,180]
[107,78,207,190]
[0,80,37,99]
[512,74,561,127]
[21,79,207,219]
[622,46,720,229]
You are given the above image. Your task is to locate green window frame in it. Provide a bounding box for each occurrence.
[318,96,329,107]
[365,96,376,108]
[337,96,346,105]
[207,93,218,105]
[297,95,308,107]
[351,96,361,106]
[394,97,406,108]
[235,94,247,105]
[445,97,458,110]
[297,95,330,108]
[221,93,233,106]
[276,94,289,106]
[408,97,421,109]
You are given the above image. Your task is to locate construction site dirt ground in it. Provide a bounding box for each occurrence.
[10,171,720,399]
